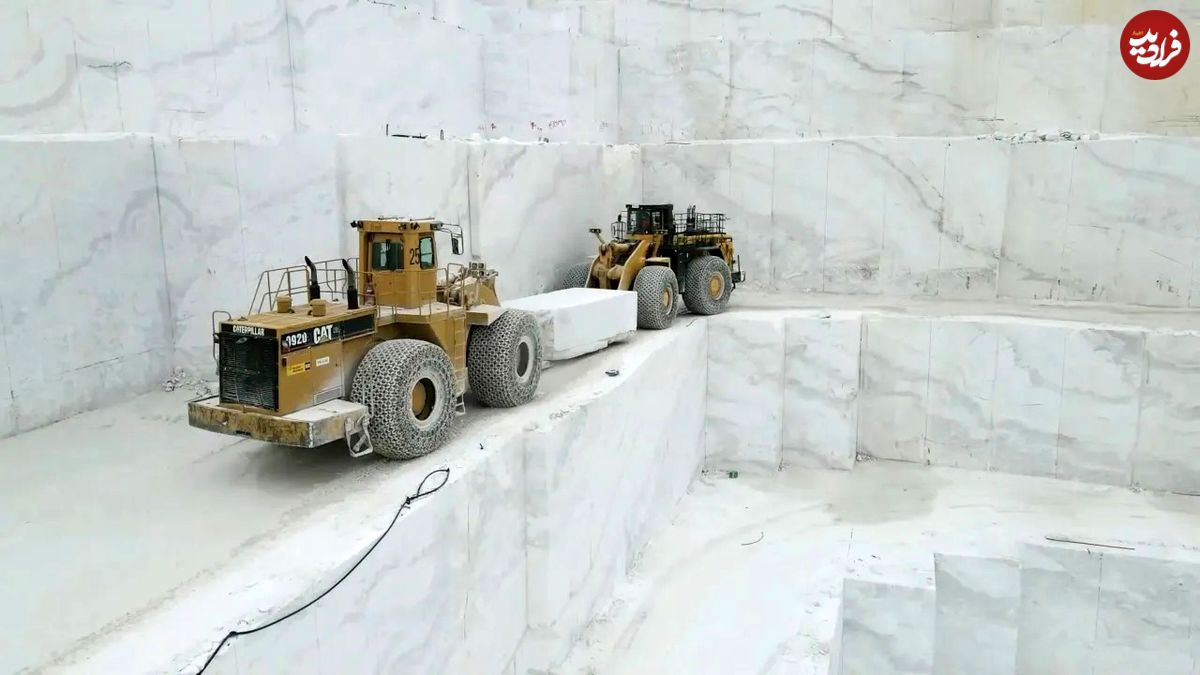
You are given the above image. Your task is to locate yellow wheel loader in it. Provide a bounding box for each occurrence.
[187,218,543,459]
[559,204,745,329]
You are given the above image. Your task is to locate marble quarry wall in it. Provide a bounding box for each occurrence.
[705,310,1200,496]
[643,136,1200,307]
[3,0,1198,434]
[5,1,1200,142]
[839,542,1200,675]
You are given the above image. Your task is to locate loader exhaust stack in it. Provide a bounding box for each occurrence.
[342,258,359,310]
[303,256,321,302]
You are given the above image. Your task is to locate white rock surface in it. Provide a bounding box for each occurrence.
[559,462,1200,675]
[503,288,636,362]
[707,301,1200,495]
[6,325,705,675]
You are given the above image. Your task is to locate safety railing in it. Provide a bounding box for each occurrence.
[610,206,728,240]
[248,257,359,315]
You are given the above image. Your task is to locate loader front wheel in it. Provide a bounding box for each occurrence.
[684,255,732,316]
[468,309,544,408]
[634,265,679,330]
[350,339,456,460]
[556,261,593,290]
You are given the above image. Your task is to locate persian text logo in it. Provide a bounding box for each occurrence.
[1121,10,1190,80]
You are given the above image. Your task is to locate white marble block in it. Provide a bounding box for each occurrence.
[782,314,861,470]
[0,135,171,434]
[290,2,483,137]
[521,323,707,672]
[771,140,829,292]
[728,143,775,289]
[1134,331,1200,494]
[897,30,1001,136]
[503,288,636,362]
[1093,550,1200,674]
[990,322,1067,478]
[1064,138,1200,307]
[0,340,13,438]
[857,315,932,464]
[641,142,732,208]
[995,25,1110,133]
[840,578,936,675]
[811,35,905,137]
[481,34,571,142]
[0,1,295,136]
[933,554,1020,675]
[1056,328,1144,486]
[468,142,605,301]
[999,140,1074,302]
[938,138,1009,298]
[705,314,786,473]
[617,41,732,143]
[1016,543,1103,675]
[877,138,947,296]
[925,321,999,470]
[728,40,817,139]
[458,442,529,674]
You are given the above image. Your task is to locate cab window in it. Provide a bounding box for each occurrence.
[371,239,402,271]
[418,236,435,269]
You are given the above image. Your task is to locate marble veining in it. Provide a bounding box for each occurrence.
[781,314,861,470]
[1134,332,1200,494]
[0,135,171,434]
[925,321,999,470]
[1093,551,1200,673]
[990,322,1067,478]
[1016,543,1103,674]
[468,142,610,300]
[770,140,828,292]
[840,578,936,675]
[617,41,731,143]
[522,323,708,671]
[156,135,341,374]
[705,315,786,472]
[933,554,1020,675]
[1056,328,1143,486]
[857,315,932,464]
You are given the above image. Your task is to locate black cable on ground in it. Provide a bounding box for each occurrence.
[193,467,451,674]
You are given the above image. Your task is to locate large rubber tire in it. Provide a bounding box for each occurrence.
[350,339,456,460]
[634,265,679,330]
[468,309,544,408]
[684,255,733,316]
[556,261,593,290]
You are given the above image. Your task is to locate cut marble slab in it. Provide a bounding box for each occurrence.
[503,288,636,362]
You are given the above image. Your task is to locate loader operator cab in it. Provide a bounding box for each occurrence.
[353,218,464,309]
[623,204,674,237]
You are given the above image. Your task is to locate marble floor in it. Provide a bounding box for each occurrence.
[0,328,668,674]
[558,462,1200,675]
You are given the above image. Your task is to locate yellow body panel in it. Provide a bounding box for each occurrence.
[198,217,507,449]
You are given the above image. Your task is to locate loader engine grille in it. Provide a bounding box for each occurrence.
[218,331,279,410]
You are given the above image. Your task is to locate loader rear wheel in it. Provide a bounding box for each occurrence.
[634,265,679,330]
[684,255,732,316]
[350,339,455,460]
[468,309,544,408]
[556,261,593,290]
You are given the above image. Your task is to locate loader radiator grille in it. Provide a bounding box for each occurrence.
[218,332,279,410]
